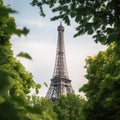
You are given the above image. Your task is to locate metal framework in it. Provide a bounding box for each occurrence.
[46,23,73,100]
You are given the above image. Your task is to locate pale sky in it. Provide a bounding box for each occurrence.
[4,0,107,96]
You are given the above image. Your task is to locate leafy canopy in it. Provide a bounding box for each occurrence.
[54,93,86,120]
[80,43,120,120]
[0,1,40,119]
[31,0,120,45]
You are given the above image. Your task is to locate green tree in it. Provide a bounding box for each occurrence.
[31,0,120,45]
[0,1,39,119]
[80,43,120,120]
[54,93,85,120]
[27,96,58,120]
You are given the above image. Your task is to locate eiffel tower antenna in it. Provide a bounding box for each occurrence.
[46,23,73,101]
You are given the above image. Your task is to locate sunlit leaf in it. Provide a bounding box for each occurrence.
[35,84,41,94]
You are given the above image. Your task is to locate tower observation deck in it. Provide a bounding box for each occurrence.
[46,23,73,101]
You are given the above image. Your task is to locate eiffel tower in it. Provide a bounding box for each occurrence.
[46,23,73,101]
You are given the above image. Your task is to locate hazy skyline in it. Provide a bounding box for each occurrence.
[4,0,107,96]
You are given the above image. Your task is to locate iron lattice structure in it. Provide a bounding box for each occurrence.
[46,23,73,101]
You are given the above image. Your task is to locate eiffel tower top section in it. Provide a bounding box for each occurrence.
[52,22,69,79]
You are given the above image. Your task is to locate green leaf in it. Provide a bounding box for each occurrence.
[0,7,17,16]
[44,82,48,87]
[22,27,29,36]
[35,84,41,94]
[17,52,32,60]
[36,84,41,89]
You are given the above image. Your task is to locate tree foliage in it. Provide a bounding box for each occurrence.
[54,93,85,120]
[31,0,120,45]
[26,96,58,120]
[26,93,85,120]
[80,43,120,120]
[0,1,39,119]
